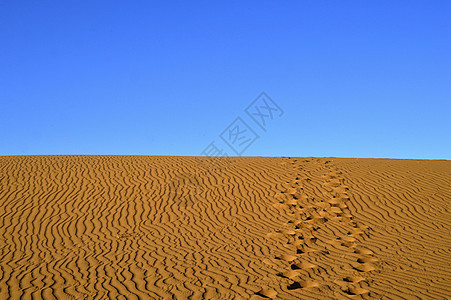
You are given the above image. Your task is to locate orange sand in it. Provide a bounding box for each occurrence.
[0,156,449,299]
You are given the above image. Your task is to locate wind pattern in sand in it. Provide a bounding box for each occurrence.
[0,156,449,299]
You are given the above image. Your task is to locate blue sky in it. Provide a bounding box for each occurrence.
[1,1,450,159]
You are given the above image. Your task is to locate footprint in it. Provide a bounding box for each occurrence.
[337,202,348,209]
[357,257,378,263]
[295,192,310,200]
[287,219,303,227]
[321,174,336,179]
[332,193,350,200]
[288,239,304,247]
[275,254,298,262]
[333,186,349,193]
[329,216,345,222]
[339,236,356,242]
[297,246,329,256]
[354,248,373,255]
[330,206,343,214]
[284,199,299,206]
[291,261,317,269]
[277,270,301,279]
[292,207,307,214]
[343,276,366,283]
[265,232,284,239]
[315,202,330,209]
[278,229,297,236]
[274,193,290,200]
[296,223,314,230]
[354,223,370,231]
[302,235,318,244]
[344,286,369,296]
[287,280,319,290]
[328,197,348,205]
[352,262,376,272]
[341,241,357,248]
[272,203,288,209]
[347,228,364,236]
[290,179,302,186]
[282,188,298,195]
[319,210,333,218]
[341,213,354,220]
[296,245,317,254]
[323,181,341,188]
[256,288,277,298]
[304,216,328,225]
[262,259,275,266]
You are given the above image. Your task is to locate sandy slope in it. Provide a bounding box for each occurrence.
[0,155,449,299]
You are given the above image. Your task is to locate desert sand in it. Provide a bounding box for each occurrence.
[0,155,449,299]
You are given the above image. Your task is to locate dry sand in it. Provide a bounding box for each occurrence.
[0,155,449,299]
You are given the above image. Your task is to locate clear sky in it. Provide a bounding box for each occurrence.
[1,1,450,159]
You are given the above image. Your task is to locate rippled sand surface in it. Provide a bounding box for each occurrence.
[0,156,449,299]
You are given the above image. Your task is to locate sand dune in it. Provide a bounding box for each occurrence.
[0,155,449,299]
